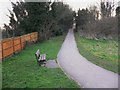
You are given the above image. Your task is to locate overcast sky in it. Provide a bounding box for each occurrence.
[0,0,119,28]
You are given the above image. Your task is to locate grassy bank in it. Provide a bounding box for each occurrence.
[75,33,118,73]
[2,35,79,88]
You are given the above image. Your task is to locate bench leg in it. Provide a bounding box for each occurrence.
[38,62,41,66]
[38,61,46,67]
[43,63,46,67]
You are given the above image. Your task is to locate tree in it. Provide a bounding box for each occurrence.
[51,2,74,35]
[100,0,114,18]
[116,6,120,16]
[3,0,74,41]
[24,1,52,40]
[4,1,27,37]
[76,8,94,30]
[89,5,99,20]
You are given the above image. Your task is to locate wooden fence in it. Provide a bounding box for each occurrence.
[0,32,38,60]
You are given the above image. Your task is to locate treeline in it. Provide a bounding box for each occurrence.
[75,0,119,40]
[2,0,75,41]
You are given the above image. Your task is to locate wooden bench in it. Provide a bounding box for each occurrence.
[35,49,46,66]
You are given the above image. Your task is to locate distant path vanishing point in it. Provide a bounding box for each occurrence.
[57,28,118,88]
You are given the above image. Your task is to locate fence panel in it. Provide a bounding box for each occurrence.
[14,37,21,52]
[2,38,14,58]
[0,32,38,60]
[31,32,38,42]
[25,34,31,42]
[21,35,25,50]
[0,42,2,59]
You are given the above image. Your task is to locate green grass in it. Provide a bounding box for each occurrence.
[75,33,118,73]
[2,35,79,88]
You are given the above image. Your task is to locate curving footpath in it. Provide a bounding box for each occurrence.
[57,29,118,88]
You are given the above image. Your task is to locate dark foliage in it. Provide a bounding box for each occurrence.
[75,1,117,40]
[3,1,74,41]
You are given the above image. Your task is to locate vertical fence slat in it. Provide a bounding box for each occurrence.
[30,33,31,42]
[12,38,15,54]
[2,38,13,58]
[20,36,22,51]
[1,41,3,58]
[1,41,3,60]
[0,42,1,59]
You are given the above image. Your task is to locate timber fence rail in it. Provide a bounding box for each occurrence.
[0,32,38,60]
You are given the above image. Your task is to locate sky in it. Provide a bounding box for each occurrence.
[0,0,119,29]
[65,0,101,10]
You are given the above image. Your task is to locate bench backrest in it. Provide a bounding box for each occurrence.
[35,49,40,60]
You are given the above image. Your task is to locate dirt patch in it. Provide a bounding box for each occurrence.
[45,60,59,68]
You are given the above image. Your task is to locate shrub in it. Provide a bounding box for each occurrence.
[78,17,118,40]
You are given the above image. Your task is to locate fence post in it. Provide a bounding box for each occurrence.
[13,37,14,54]
[30,33,31,42]
[1,40,3,60]
[20,36,22,50]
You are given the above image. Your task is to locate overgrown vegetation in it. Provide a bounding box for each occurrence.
[2,35,79,88]
[75,0,118,40]
[2,1,74,41]
[75,33,118,73]
[74,0,119,73]
[77,17,118,39]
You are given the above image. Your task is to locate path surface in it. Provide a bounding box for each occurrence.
[57,29,118,88]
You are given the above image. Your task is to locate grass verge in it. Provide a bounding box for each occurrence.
[2,35,79,88]
[75,33,118,73]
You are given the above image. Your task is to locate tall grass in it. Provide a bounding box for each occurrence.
[75,33,118,73]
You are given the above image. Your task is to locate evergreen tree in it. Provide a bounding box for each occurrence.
[4,1,26,37]
[3,0,74,41]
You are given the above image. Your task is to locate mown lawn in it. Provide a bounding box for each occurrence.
[75,33,118,73]
[2,35,79,88]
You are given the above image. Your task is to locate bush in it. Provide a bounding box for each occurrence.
[78,17,118,40]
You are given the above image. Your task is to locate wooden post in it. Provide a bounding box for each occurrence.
[23,35,25,49]
[20,36,22,50]
[13,37,14,54]
[30,33,31,43]
[1,41,3,60]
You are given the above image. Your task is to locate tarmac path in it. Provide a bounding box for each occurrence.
[57,29,118,88]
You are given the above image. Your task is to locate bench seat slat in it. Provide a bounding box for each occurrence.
[40,54,46,60]
[43,54,46,60]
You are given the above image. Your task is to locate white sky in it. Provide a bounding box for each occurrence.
[0,0,119,28]
[65,0,101,10]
